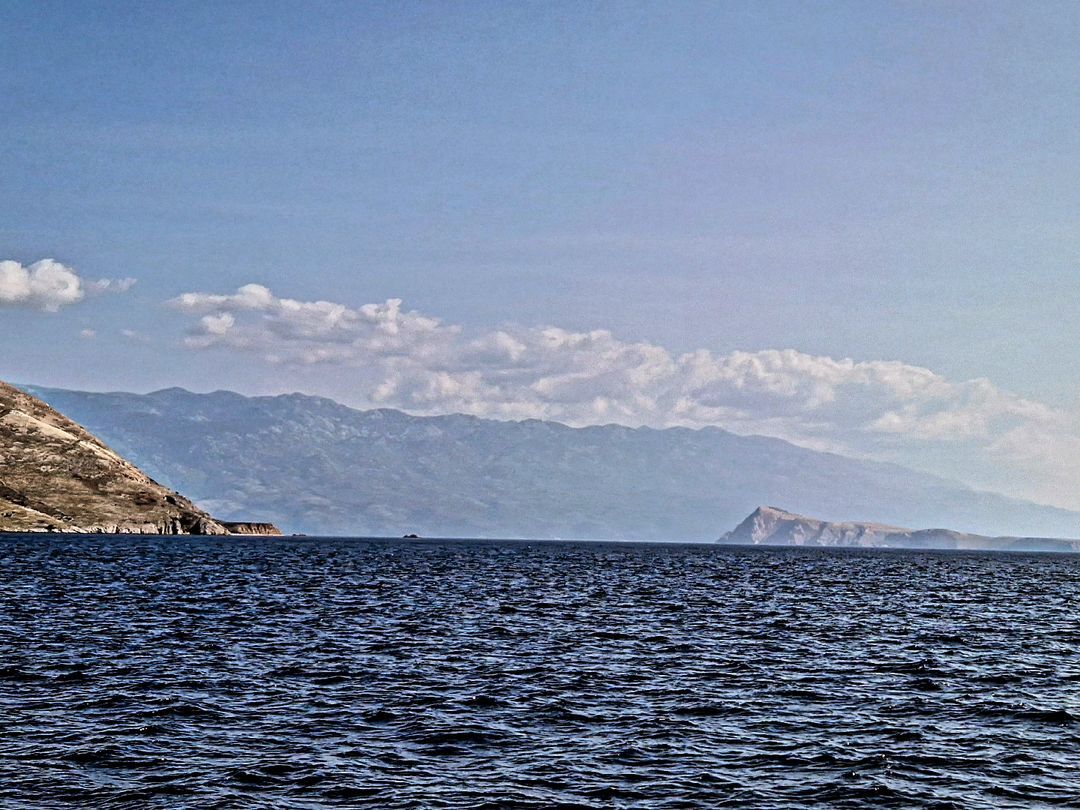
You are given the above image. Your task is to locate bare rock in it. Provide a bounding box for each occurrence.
[0,380,229,535]
[220,521,283,536]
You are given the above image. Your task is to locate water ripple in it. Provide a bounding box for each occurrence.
[1,536,1078,808]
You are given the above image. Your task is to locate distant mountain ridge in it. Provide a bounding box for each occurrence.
[720,506,1080,552]
[0,381,228,534]
[20,384,1080,541]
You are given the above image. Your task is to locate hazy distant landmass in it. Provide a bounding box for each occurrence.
[21,385,1080,541]
[720,506,1080,553]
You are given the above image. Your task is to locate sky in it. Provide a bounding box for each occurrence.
[2,1,1079,509]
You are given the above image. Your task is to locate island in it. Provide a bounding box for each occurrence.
[720,506,1080,553]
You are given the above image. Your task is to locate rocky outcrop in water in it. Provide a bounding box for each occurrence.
[0,380,229,534]
[719,506,1080,552]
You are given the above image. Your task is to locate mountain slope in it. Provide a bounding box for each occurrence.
[720,506,1080,552]
[0,381,227,534]
[20,385,1080,541]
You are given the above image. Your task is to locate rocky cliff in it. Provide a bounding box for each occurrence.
[719,506,1080,552]
[220,521,283,536]
[0,380,228,534]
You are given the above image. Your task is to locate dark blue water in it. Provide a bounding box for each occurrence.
[1,536,1077,808]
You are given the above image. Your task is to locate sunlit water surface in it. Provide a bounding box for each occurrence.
[1,536,1077,808]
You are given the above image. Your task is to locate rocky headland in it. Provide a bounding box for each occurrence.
[0,380,232,534]
[719,506,1080,552]
[219,521,283,536]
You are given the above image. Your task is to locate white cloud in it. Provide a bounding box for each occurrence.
[80,329,97,339]
[0,259,135,312]
[169,283,1080,508]
[89,277,138,294]
[120,328,151,343]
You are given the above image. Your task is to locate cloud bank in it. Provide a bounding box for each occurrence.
[170,283,1080,508]
[0,259,135,312]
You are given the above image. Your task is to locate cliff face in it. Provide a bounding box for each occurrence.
[0,381,228,534]
[719,506,1080,552]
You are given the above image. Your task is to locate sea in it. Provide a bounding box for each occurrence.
[1,535,1077,809]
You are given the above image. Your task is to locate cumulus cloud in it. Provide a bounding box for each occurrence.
[0,259,135,312]
[169,283,1080,507]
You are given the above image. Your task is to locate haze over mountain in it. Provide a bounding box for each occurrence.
[0,381,227,534]
[720,506,1080,553]
[21,385,1080,541]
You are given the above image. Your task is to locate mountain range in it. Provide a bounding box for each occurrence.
[20,384,1080,541]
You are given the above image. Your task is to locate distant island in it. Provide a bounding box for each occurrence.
[0,380,278,535]
[720,506,1080,553]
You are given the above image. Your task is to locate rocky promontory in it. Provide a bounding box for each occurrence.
[719,506,1080,552]
[220,521,283,536]
[0,380,229,534]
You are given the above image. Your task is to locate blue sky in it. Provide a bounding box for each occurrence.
[2,1,1079,507]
